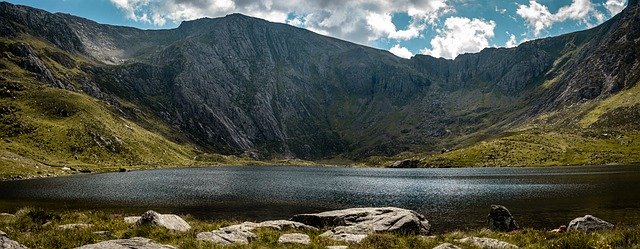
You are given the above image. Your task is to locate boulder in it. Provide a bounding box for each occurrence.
[136,210,191,232]
[457,237,518,249]
[488,205,519,232]
[0,231,28,249]
[74,237,175,249]
[433,243,462,249]
[196,229,257,245]
[320,224,372,243]
[550,225,567,233]
[278,233,311,245]
[388,159,420,168]
[567,215,614,232]
[58,224,92,230]
[291,207,430,234]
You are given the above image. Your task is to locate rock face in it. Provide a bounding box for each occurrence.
[487,205,519,232]
[74,237,175,249]
[135,211,191,232]
[0,231,28,249]
[567,215,614,232]
[457,237,518,249]
[292,207,430,234]
[197,220,316,245]
[278,233,311,245]
[433,243,462,249]
[388,159,420,168]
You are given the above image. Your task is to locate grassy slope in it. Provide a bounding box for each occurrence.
[1,208,639,249]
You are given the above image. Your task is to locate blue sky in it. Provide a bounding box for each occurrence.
[6,0,627,59]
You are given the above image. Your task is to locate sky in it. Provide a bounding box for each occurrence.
[6,0,628,60]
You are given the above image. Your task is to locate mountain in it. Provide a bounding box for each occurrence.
[0,1,639,175]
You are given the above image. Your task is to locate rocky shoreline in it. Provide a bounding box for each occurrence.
[0,206,624,248]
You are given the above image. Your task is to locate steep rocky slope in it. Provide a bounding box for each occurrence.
[1,1,639,168]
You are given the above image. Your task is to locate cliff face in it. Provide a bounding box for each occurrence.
[1,1,639,160]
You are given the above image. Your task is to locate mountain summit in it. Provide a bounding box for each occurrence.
[0,1,639,170]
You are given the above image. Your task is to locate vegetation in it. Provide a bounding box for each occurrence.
[1,208,639,248]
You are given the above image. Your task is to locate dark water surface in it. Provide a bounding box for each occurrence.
[1,165,639,232]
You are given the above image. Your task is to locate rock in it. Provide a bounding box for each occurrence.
[326,246,349,249]
[0,213,15,218]
[123,216,140,224]
[223,220,317,231]
[457,237,518,249]
[567,215,614,232]
[58,223,92,230]
[388,159,420,168]
[320,229,368,244]
[278,233,311,245]
[550,225,567,233]
[291,207,430,234]
[92,231,111,236]
[0,231,28,249]
[433,243,462,249]
[136,210,191,232]
[196,229,257,245]
[488,205,519,232]
[74,237,175,249]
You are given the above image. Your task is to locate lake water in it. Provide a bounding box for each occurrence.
[0,165,639,232]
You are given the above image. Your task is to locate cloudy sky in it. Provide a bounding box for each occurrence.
[8,0,627,59]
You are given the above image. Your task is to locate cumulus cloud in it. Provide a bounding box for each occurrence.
[516,0,606,36]
[420,17,496,59]
[505,34,518,48]
[389,44,413,59]
[109,0,450,45]
[605,0,626,16]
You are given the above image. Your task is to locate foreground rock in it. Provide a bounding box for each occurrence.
[457,237,518,249]
[567,215,614,232]
[388,159,420,168]
[0,231,28,249]
[433,243,462,249]
[136,211,191,232]
[75,237,175,249]
[58,223,92,230]
[278,233,311,245]
[197,220,317,245]
[488,205,519,232]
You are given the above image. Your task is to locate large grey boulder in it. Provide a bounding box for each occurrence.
[567,215,614,232]
[433,243,462,249]
[196,229,257,245]
[487,205,519,232]
[457,237,518,249]
[74,237,175,249]
[0,231,28,249]
[278,233,311,245]
[291,207,430,234]
[135,211,191,232]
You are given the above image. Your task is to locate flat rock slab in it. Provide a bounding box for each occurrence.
[75,237,175,249]
[291,207,430,234]
[223,220,317,231]
[58,224,93,230]
[278,233,311,245]
[136,211,191,232]
[568,215,614,232]
[196,229,257,245]
[0,231,28,249]
[457,237,518,249]
[433,243,462,249]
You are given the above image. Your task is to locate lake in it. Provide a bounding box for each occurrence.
[0,165,639,232]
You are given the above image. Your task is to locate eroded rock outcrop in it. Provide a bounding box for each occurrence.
[567,215,614,232]
[0,231,28,249]
[74,237,175,249]
[278,233,311,245]
[197,220,317,245]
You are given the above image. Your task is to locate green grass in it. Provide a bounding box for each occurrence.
[1,208,638,248]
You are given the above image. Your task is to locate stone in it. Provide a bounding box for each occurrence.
[58,223,93,230]
[326,246,349,249]
[291,207,430,234]
[550,225,567,233]
[320,230,368,244]
[74,237,175,249]
[433,243,462,249]
[136,211,191,232]
[124,216,140,224]
[92,231,111,236]
[457,237,518,249]
[567,215,614,232]
[196,229,257,245]
[0,213,15,218]
[278,233,311,245]
[388,159,420,168]
[488,205,519,232]
[0,231,28,249]
[223,220,317,231]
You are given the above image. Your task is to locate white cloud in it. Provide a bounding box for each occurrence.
[389,44,413,59]
[420,17,496,60]
[109,0,450,45]
[505,34,518,48]
[605,0,626,16]
[516,0,606,36]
